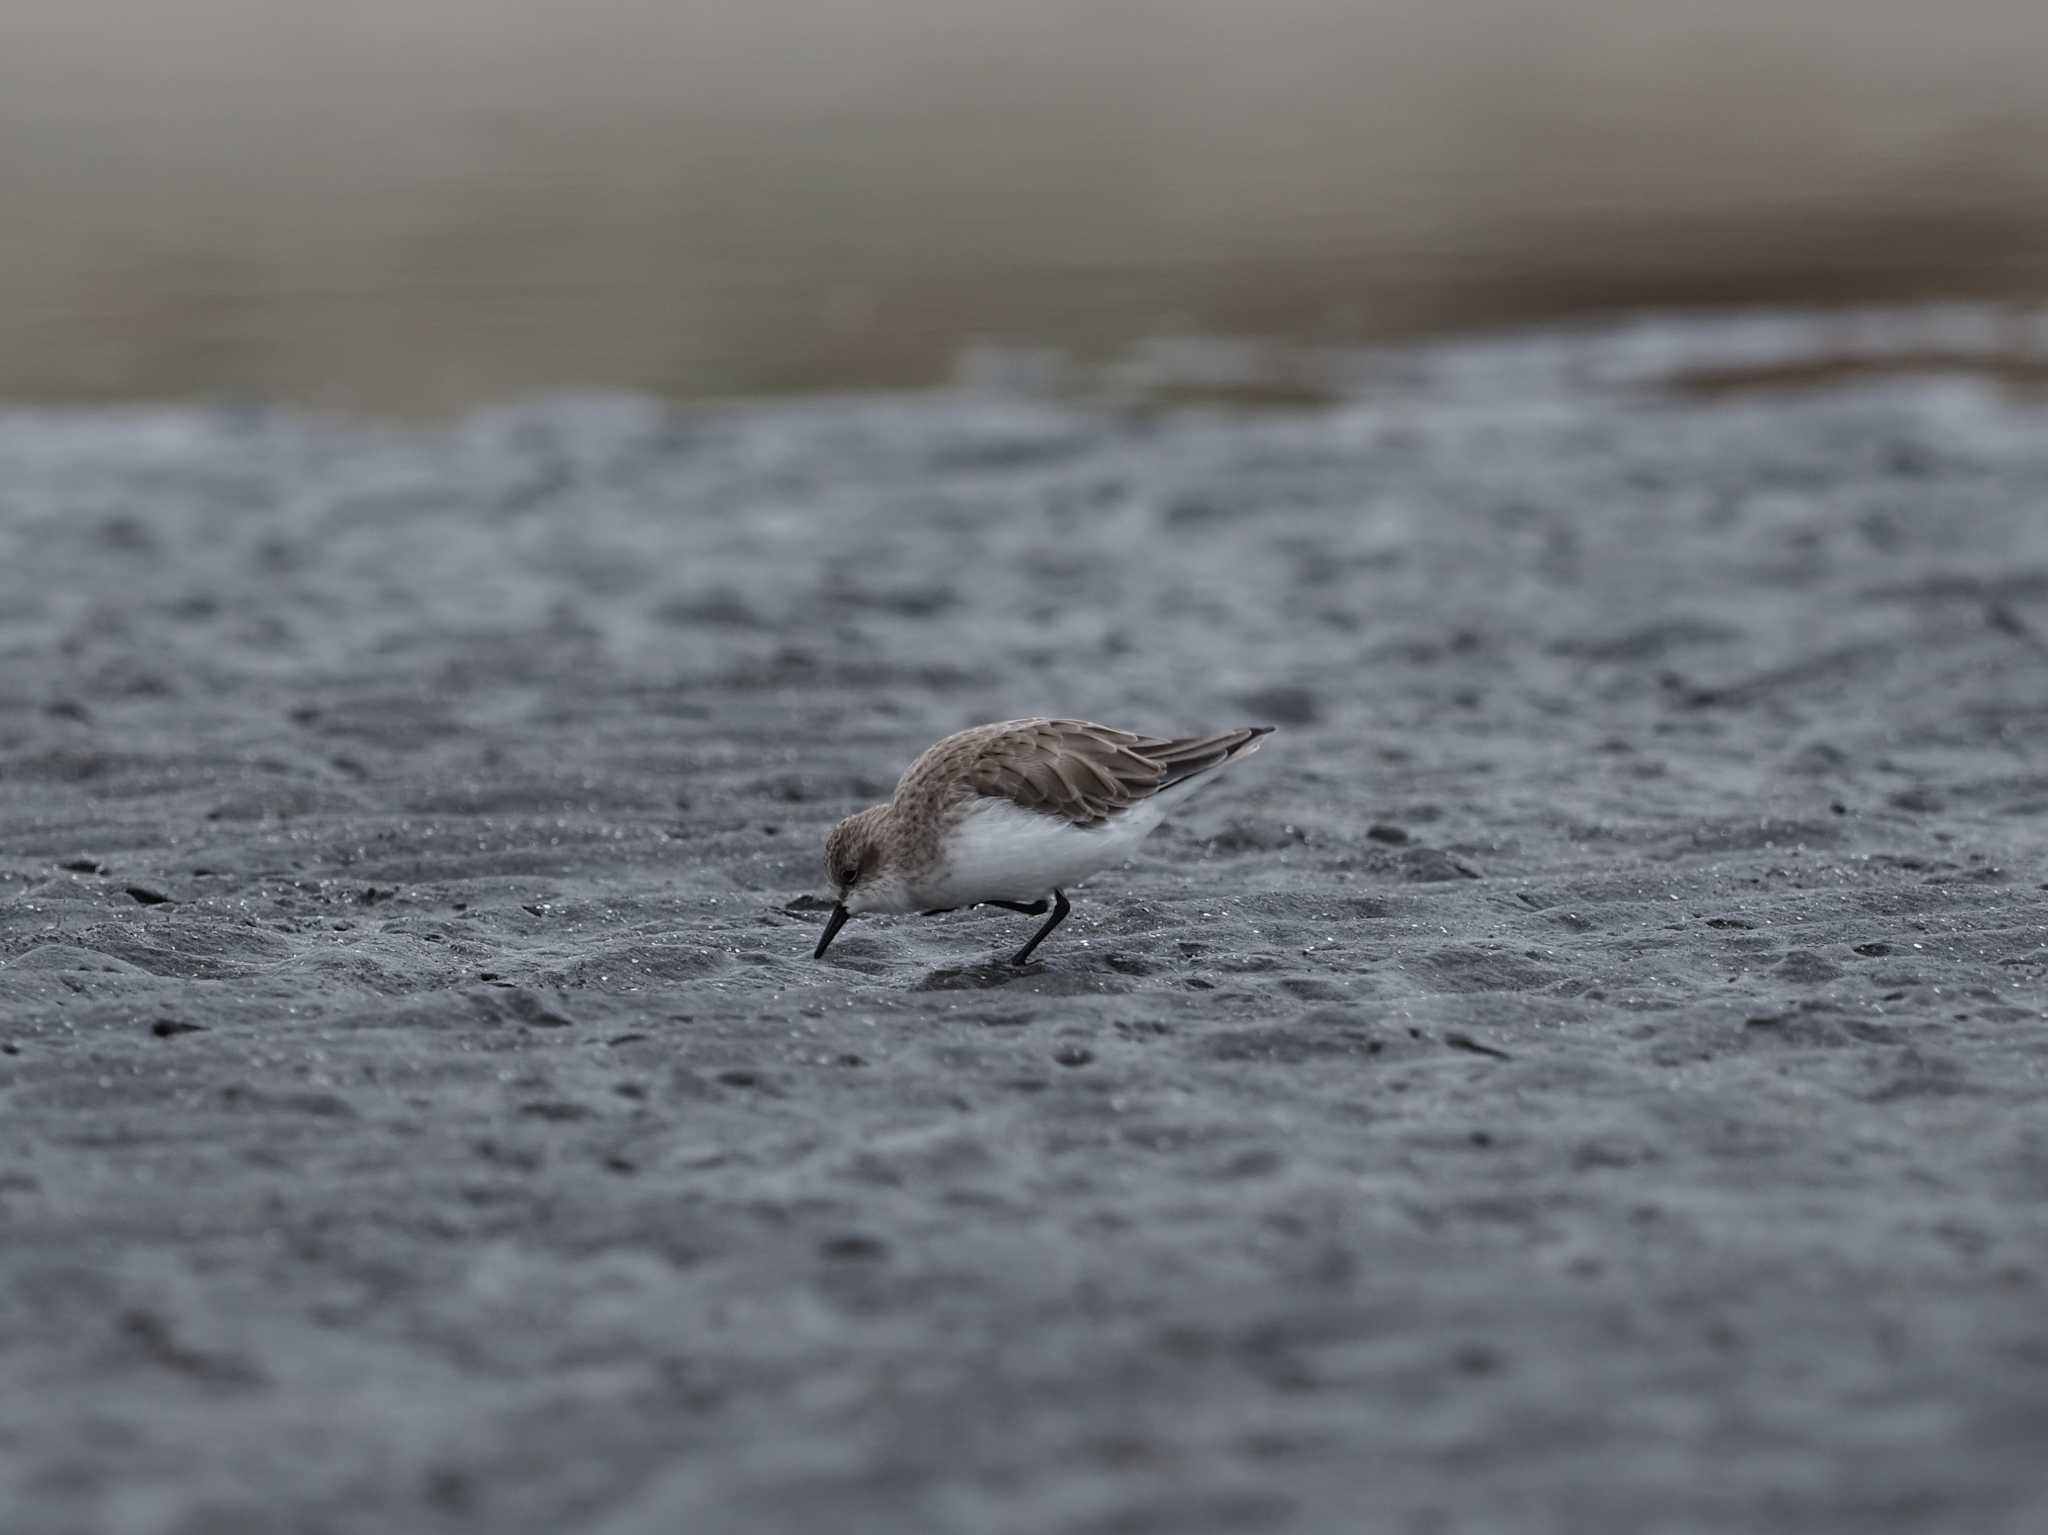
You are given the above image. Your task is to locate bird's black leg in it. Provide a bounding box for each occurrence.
[1009,889,1070,965]
[980,898,1050,916]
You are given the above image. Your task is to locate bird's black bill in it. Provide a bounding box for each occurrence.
[814,902,852,959]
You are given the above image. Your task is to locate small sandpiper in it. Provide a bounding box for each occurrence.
[813,718,1273,965]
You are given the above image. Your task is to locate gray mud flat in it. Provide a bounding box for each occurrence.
[3,321,2047,1534]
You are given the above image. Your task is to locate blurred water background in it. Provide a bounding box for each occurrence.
[3,0,2046,414]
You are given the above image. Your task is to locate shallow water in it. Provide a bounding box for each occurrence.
[3,0,2048,411]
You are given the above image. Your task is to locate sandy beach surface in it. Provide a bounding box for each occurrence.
[3,314,2047,1533]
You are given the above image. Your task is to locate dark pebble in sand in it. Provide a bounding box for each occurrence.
[820,1234,888,1261]
[1776,950,1844,984]
[1396,849,1480,882]
[520,1101,597,1122]
[1986,601,2038,641]
[1233,684,1321,726]
[126,886,172,905]
[1053,1046,1095,1068]
[151,1020,207,1038]
[487,991,574,1028]
[221,1085,355,1118]
[118,1309,264,1386]
[1366,824,1410,845]
[1209,820,1308,854]
[1853,942,1893,957]
[59,857,105,874]
[1453,1343,1507,1376]
[1444,1033,1513,1061]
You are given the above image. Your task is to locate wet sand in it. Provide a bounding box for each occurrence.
[3,313,2048,1533]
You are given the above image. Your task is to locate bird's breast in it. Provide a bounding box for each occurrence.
[917,796,1161,906]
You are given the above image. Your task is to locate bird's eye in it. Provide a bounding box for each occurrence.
[838,865,859,887]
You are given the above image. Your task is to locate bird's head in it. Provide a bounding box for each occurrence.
[814,805,898,956]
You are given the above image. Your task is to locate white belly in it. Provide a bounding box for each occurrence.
[920,797,1163,908]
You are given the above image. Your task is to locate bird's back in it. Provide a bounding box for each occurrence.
[898,718,1270,829]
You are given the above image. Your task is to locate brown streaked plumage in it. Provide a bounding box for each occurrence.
[814,719,1273,966]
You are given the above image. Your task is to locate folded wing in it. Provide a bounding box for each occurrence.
[959,719,1270,827]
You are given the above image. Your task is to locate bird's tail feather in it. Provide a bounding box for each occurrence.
[1143,726,1273,791]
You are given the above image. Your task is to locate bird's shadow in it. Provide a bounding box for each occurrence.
[913,959,1043,991]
